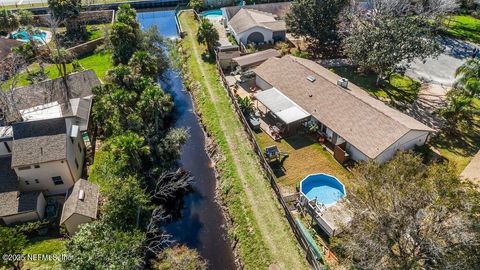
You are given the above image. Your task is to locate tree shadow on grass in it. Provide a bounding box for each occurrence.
[432,120,480,158]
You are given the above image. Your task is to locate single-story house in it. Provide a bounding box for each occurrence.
[0,156,46,225]
[226,8,287,45]
[60,179,99,235]
[254,55,435,163]
[232,49,280,71]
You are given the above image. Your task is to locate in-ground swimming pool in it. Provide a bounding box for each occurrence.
[300,173,346,206]
[201,9,223,20]
[12,30,47,44]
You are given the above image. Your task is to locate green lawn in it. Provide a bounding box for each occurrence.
[330,66,422,107]
[22,237,65,270]
[255,132,352,192]
[3,51,111,90]
[443,15,480,44]
[179,11,308,270]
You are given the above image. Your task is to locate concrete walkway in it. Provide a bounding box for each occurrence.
[405,84,450,130]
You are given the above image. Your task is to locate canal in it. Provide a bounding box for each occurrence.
[137,10,237,270]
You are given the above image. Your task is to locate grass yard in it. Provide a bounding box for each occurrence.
[22,237,65,270]
[3,51,111,90]
[331,66,422,107]
[255,132,352,193]
[431,99,480,174]
[178,11,308,269]
[443,15,480,44]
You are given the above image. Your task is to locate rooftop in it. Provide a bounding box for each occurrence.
[60,179,99,224]
[0,38,22,61]
[254,87,310,124]
[254,56,434,159]
[11,118,68,167]
[228,8,287,34]
[0,156,41,218]
[233,49,280,69]
[223,2,291,22]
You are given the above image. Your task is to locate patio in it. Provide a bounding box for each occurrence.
[254,132,352,194]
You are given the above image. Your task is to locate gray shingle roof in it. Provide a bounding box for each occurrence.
[60,179,99,224]
[0,156,42,217]
[254,56,434,159]
[0,70,100,123]
[233,49,280,68]
[11,118,68,167]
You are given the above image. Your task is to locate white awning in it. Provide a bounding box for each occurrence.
[254,87,310,124]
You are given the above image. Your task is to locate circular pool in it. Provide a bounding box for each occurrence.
[300,173,345,206]
[201,9,223,20]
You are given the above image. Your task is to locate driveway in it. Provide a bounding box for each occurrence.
[406,37,479,86]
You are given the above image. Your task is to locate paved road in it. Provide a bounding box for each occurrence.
[406,37,479,86]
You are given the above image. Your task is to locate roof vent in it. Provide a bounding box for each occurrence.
[306,75,316,82]
[78,190,85,201]
[337,78,349,88]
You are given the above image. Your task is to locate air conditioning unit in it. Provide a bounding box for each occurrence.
[337,78,349,88]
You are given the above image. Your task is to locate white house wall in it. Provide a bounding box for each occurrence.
[346,143,369,162]
[375,130,429,163]
[255,75,272,91]
[16,160,75,195]
[234,26,273,45]
[66,119,85,182]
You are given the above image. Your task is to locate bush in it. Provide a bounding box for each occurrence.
[151,245,207,270]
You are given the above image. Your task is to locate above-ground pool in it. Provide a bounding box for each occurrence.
[12,30,47,44]
[201,9,223,20]
[300,173,346,206]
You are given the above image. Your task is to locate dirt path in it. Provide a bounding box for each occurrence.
[180,11,308,270]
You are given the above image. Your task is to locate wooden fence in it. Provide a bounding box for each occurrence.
[214,54,326,270]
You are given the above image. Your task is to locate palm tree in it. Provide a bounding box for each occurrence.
[0,9,19,34]
[197,18,219,55]
[455,58,480,97]
[439,89,479,133]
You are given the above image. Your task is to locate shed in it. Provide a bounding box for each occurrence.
[232,49,280,70]
[60,179,99,235]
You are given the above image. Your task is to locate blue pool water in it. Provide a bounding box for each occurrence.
[137,10,179,38]
[12,30,47,43]
[301,173,345,205]
[201,9,223,19]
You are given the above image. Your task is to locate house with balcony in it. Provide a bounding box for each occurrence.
[253,56,435,164]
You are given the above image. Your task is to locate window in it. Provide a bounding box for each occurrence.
[18,166,31,171]
[34,164,40,168]
[25,180,30,185]
[75,158,79,169]
[52,176,64,185]
[34,179,39,184]
[78,143,82,153]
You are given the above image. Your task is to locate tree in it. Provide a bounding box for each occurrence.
[129,51,159,79]
[188,0,203,11]
[62,221,145,270]
[103,132,150,171]
[109,4,142,65]
[333,152,480,269]
[101,176,153,230]
[0,227,27,270]
[439,89,479,132]
[48,0,85,39]
[285,0,348,54]
[343,0,457,84]
[151,245,207,270]
[17,10,33,27]
[455,58,480,97]
[196,18,219,55]
[0,9,19,34]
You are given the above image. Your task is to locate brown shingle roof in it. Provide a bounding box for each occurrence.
[223,2,291,22]
[60,179,99,224]
[0,38,22,61]
[254,56,434,159]
[233,49,280,68]
[228,8,287,34]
